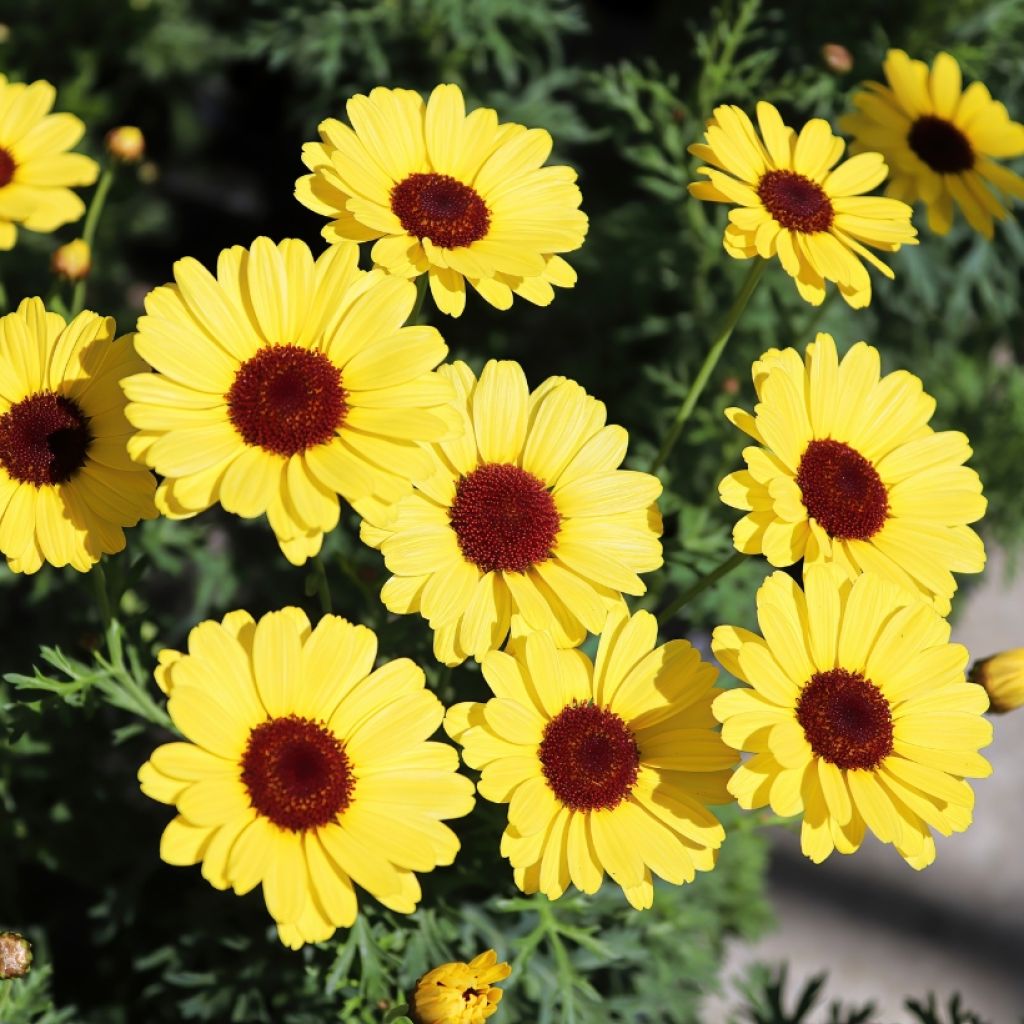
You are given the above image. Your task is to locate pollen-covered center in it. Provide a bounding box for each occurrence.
[539,703,640,811]
[226,345,347,457]
[796,668,894,771]
[241,715,355,831]
[795,438,889,540]
[757,169,835,233]
[449,463,561,574]
[391,172,491,249]
[0,392,93,486]
[0,148,15,189]
[908,115,974,174]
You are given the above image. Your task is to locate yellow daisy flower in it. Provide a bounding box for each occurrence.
[359,359,663,666]
[712,567,993,869]
[841,49,1024,238]
[410,949,511,1024]
[688,101,917,308]
[140,607,475,949]
[719,332,985,615]
[0,75,98,250]
[445,615,735,909]
[0,298,156,573]
[295,83,588,317]
[122,237,457,566]
[970,648,1024,714]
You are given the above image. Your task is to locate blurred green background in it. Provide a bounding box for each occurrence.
[1,0,1023,1021]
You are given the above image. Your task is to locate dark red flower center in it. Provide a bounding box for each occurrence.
[226,345,347,457]
[757,169,835,233]
[0,392,93,486]
[539,702,640,811]
[908,115,974,174]
[796,668,894,770]
[795,438,889,540]
[391,172,490,249]
[0,148,15,189]
[449,463,561,574]
[241,715,355,832]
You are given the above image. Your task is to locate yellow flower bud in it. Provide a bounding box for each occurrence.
[105,125,145,163]
[51,238,91,282]
[971,647,1024,713]
[0,931,32,980]
[822,43,854,74]
[410,949,511,1024]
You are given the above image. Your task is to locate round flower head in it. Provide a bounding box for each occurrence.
[712,567,993,869]
[410,949,511,1024]
[122,237,457,565]
[295,83,588,317]
[445,614,736,908]
[841,49,1024,238]
[970,648,1024,714]
[689,101,917,308]
[719,332,985,615]
[360,359,663,666]
[0,75,98,250]
[0,298,156,573]
[139,608,475,949]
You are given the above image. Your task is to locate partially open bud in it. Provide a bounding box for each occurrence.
[410,950,511,1024]
[0,932,32,980]
[971,648,1024,713]
[822,43,853,75]
[51,238,91,281]
[105,125,145,164]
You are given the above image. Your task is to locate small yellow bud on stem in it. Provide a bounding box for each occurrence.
[105,125,145,164]
[51,238,91,282]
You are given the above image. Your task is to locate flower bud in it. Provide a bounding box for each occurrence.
[822,43,854,75]
[410,950,511,1024]
[51,238,91,281]
[970,647,1024,713]
[0,932,32,980]
[105,125,145,163]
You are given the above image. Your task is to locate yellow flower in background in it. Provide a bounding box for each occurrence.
[360,359,663,666]
[841,49,1024,238]
[0,75,98,250]
[122,237,458,566]
[719,332,985,615]
[688,101,917,308]
[0,298,156,573]
[140,608,475,949]
[51,237,91,281]
[105,125,145,164]
[445,614,735,908]
[410,949,511,1024]
[970,648,1024,714]
[713,567,992,869]
[295,83,588,317]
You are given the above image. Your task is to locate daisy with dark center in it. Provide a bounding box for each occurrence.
[139,607,475,948]
[295,83,588,316]
[841,50,1024,237]
[445,614,735,908]
[688,101,917,308]
[712,568,993,868]
[0,298,156,573]
[122,237,459,565]
[359,359,664,666]
[719,332,985,614]
[0,75,98,250]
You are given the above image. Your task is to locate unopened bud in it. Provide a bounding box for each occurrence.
[822,43,854,75]
[0,932,32,980]
[971,648,1024,713]
[105,125,145,163]
[51,238,91,281]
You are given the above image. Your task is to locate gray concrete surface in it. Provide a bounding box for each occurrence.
[703,548,1024,1022]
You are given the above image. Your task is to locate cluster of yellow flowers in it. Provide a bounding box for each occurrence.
[0,52,1022,983]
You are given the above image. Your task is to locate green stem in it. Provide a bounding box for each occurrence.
[91,560,113,631]
[657,550,746,624]
[0,278,8,313]
[410,273,429,325]
[70,163,116,316]
[651,259,765,472]
[312,555,333,615]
